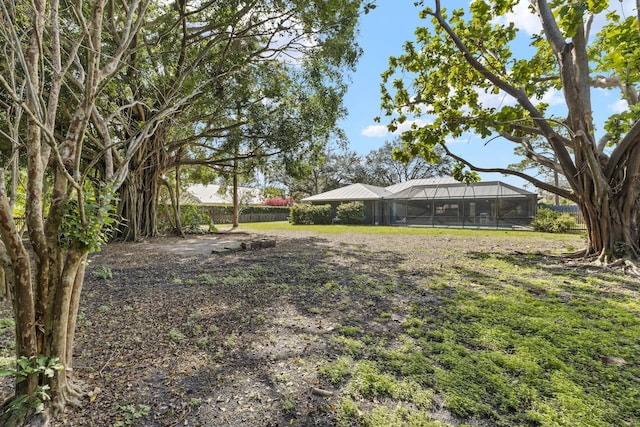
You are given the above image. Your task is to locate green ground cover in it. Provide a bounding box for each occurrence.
[242,224,639,426]
[0,225,637,426]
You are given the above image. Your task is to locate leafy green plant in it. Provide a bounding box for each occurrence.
[289,204,332,225]
[113,403,151,427]
[336,202,365,224]
[531,209,576,233]
[0,356,64,418]
[60,182,120,252]
[180,205,213,234]
[97,267,113,280]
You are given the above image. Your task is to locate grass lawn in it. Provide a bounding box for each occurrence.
[0,224,638,426]
[241,223,639,426]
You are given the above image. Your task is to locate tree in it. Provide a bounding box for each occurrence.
[105,0,370,240]
[361,138,452,186]
[381,0,640,262]
[0,0,152,423]
[267,148,367,199]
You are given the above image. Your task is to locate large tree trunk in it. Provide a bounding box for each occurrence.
[116,131,169,241]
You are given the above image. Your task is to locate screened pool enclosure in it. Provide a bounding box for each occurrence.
[302,178,537,229]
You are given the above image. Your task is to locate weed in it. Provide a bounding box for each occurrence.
[97,267,113,280]
[192,325,202,336]
[255,314,266,325]
[0,318,15,334]
[97,305,110,313]
[275,372,290,383]
[281,395,297,414]
[196,337,209,348]
[188,309,203,323]
[338,325,360,337]
[113,403,150,427]
[208,325,219,334]
[331,336,365,356]
[337,397,360,426]
[188,398,202,408]
[320,356,353,384]
[168,328,186,344]
[172,278,183,285]
[196,273,215,285]
[224,333,237,348]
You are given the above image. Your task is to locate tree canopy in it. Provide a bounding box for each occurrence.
[381,0,640,262]
[0,0,373,422]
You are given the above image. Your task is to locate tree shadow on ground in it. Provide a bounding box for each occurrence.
[55,234,438,426]
[5,232,634,427]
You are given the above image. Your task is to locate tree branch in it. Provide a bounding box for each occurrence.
[440,143,576,201]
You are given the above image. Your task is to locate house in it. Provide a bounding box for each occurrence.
[301,178,537,228]
[186,184,263,205]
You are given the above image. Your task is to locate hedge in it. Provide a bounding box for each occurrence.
[336,202,365,224]
[289,204,332,225]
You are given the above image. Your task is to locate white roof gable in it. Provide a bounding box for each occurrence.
[384,177,458,193]
[301,183,391,202]
[385,181,536,200]
[186,184,263,205]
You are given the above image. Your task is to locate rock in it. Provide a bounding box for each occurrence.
[600,356,628,366]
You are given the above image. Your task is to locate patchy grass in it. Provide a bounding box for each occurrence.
[314,249,640,427]
[240,221,581,241]
[6,227,633,427]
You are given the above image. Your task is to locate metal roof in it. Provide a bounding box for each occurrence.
[186,184,263,205]
[384,177,458,193]
[301,183,392,202]
[384,181,536,200]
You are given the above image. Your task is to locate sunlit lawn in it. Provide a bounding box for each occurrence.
[240,220,577,240]
[1,223,638,426]
[240,222,639,426]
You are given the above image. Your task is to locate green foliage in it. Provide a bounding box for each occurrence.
[96,267,113,280]
[320,356,354,384]
[168,328,186,344]
[0,356,63,417]
[113,403,151,427]
[289,204,332,225]
[531,209,576,233]
[180,205,213,234]
[61,183,120,253]
[336,202,365,224]
[0,318,15,335]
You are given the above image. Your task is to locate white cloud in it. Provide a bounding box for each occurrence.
[539,89,565,106]
[609,99,628,113]
[360,118,432,138]
[361,125,388,137]
[492,0,541,35]
[591,0,636,36]
[476,88,516,109]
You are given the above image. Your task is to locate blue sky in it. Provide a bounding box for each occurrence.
[338,0,634,190]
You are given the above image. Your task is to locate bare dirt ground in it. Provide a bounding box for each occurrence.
[0,228,582,426]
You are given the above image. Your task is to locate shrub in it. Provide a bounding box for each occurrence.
[263,197,295,207]
[531,209,576,233]
[336,202,365,224]
[181,205,213,234]
[289,204,331,225]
